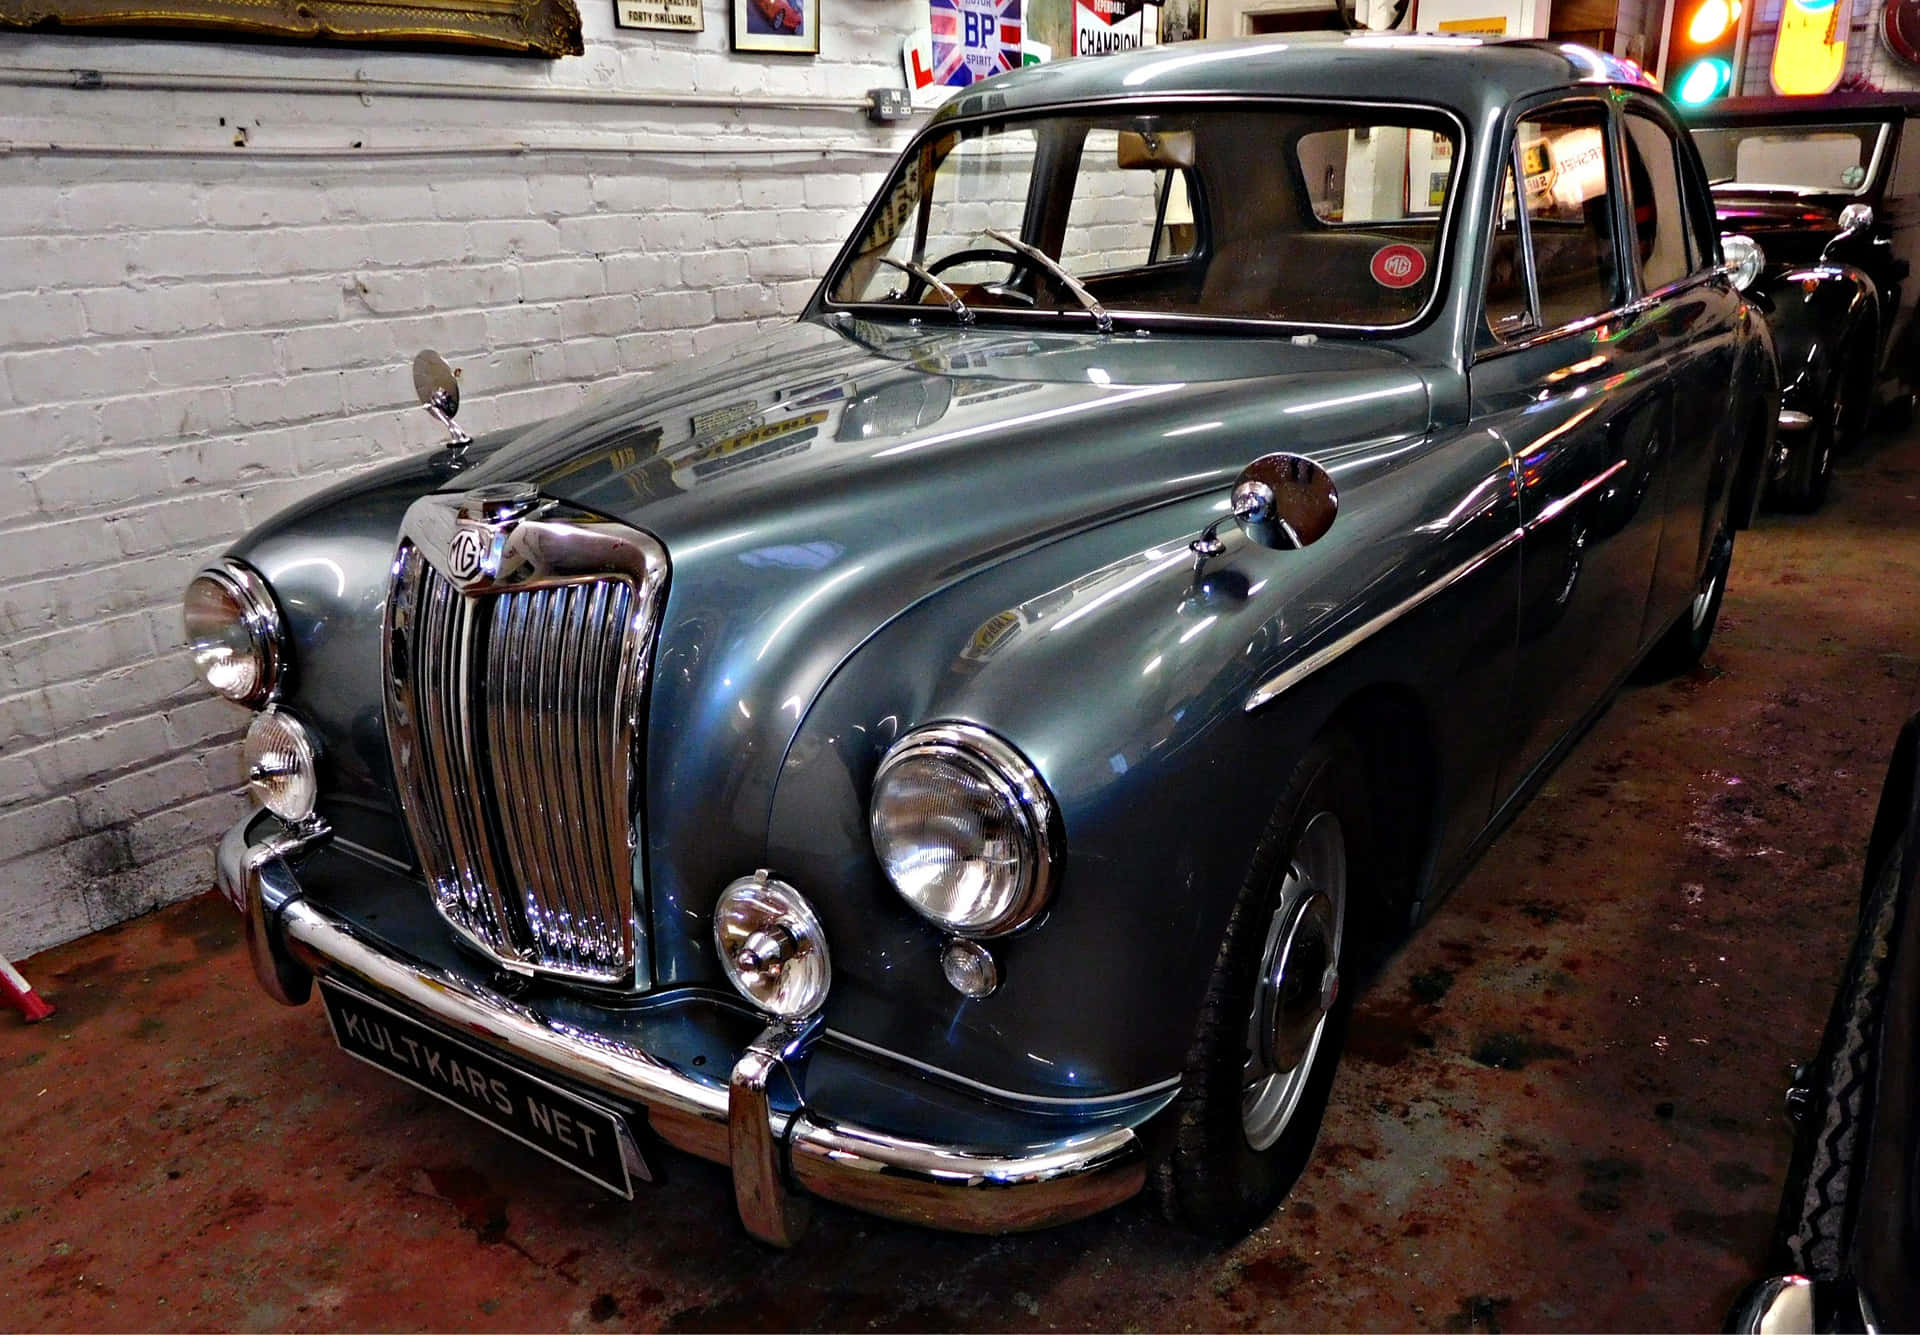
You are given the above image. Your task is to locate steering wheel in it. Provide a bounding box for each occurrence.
[926,245,1045,308]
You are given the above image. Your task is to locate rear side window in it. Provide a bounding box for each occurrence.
[1514,105,1621,328]
[1623,112,1697,291]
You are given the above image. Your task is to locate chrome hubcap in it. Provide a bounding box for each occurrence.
[1242,811,1346,1151]
[1691,564,1722,631]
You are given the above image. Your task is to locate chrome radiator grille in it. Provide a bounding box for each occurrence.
[385,490,668,988]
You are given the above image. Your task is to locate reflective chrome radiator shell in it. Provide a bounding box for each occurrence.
[384,488,669,988]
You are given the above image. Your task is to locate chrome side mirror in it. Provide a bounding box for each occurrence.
[412,349,473,455]
[1722,234,1765,292]
[1822,202,1874,262]
[1191,452,1339,567]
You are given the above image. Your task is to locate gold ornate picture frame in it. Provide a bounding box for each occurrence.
[0,0,584,57]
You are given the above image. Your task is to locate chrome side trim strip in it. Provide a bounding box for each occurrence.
[1527,457,1629,530]
[1245,457,1629,713]
[1245,527,1523,714]
[826,1027,1183,1110]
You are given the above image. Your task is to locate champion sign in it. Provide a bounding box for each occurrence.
[1369,243,1428,290]
[1073,0,1144,55]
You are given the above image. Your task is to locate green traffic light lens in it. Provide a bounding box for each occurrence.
[1676,57,1733,104]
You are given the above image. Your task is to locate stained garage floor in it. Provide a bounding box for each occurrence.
[7,428,1920,1333]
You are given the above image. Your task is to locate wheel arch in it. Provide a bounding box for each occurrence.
[1322,681,1441,952]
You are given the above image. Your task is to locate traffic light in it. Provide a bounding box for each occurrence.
[1659,0,1744,106]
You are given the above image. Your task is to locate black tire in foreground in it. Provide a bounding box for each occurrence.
[1154,732,1378,1238]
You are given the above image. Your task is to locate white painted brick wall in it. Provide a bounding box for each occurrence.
[0,2,921,958]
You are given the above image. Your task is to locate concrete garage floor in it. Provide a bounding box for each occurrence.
[6,430,1920,1334]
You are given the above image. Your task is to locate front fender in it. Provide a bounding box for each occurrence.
[762,425,1519,1102]
[1753,263,1879,410]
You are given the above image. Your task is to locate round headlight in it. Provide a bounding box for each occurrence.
[1723,233,1765,293]
[245,708,319,823]
[869,724,1057,938]
[182,561,283,706]
[714,873,831,1019]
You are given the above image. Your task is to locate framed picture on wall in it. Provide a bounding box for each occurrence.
[732,0,818,52]
[1159,0,1205,41]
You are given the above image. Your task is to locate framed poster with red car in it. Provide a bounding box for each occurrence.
[733,0,817,52]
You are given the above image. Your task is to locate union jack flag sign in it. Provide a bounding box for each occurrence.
[929,0,1023,85]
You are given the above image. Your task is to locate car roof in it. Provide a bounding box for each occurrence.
[931,35,1656,127]
[1682,92,1920,125]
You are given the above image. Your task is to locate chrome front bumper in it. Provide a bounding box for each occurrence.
[216,817,1149,1245]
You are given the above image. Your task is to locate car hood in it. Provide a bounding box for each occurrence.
[1713,190,1851,267]
[454,316,1436,984]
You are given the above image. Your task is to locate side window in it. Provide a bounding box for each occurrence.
[1061,129,1199,273]
[1514,105,1622,328]
[1486,156,1533,338]
[1623,112,1697,291]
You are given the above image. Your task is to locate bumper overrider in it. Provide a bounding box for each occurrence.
[216,816,1152,1245]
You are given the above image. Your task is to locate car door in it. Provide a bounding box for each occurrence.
[1621,98,1747,632]
[1469,97,1670,795]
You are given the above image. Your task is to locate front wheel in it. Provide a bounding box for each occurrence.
[1776,338,1861,513]
[1155,733,1373,1238]
[1642,527,1733,679]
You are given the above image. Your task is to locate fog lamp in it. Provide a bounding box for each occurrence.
[715,872,831,1019]
[245,708,319,823]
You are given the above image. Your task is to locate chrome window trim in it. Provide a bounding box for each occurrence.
[819,93,1472,340]
[1245,457,1630,713]
[1476,264,1730,362]
[1475,94,1650,359]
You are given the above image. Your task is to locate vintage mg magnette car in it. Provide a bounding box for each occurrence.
[1688,94,1920,510]
[191,37,1778,1244]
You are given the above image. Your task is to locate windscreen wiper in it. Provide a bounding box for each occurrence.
[873,255,974,325]
[983,228,1114,334]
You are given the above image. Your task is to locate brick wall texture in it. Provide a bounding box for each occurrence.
[0,14,914,957]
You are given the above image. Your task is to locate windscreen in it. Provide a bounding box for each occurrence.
[828,105,1462,330]
[1693,122,1885,193]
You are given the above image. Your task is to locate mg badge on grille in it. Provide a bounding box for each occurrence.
[448,524,489,581]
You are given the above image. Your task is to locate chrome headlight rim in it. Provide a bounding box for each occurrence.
[184,559,285,707]
[870,722,1058,939]
[1723,233,1765,293]
[244,706,320,824]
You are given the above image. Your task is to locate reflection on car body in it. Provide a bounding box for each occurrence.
[1686,93,1920,511]
[191,37,1778,1245]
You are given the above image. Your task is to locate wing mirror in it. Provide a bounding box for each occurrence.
[1190,453,1340,568]
[1722,234,1765,292]
[1822,202,1874,262]
[412,349,473,458]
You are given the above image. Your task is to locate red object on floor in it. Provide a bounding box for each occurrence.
[0,952,54,1022]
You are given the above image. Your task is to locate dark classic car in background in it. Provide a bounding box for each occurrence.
[1729,709,1920,1334]
[185,36,1778,1244]
[1688,94,1920,511]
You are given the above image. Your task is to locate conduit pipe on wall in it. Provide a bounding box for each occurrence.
[0,138,903,159]
[0,65,885,114]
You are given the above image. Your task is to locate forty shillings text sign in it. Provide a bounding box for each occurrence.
[617,0,703,30]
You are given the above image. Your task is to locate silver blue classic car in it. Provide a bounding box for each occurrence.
[189,36,1780,1243]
